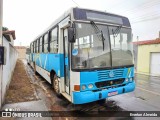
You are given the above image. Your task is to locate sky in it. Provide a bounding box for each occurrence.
[3,0,160,46]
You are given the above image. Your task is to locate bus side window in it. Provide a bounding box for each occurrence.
[39,37,43,53]
[35,41,37,53]
[30,43,32,53]
[37,39,39,53]
[50,27,58,53]
[33,42,35,53]
[44,33,49,53]
[42,36,44,53]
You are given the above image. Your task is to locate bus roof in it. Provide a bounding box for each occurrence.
[31,7,130,43]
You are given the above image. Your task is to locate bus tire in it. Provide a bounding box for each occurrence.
[98,99,106,104]
[53,74,61,97]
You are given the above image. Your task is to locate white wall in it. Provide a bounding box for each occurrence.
[0,0,3,109]
[1,36,18,106]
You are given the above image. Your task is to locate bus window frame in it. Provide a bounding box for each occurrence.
[37,38,39,53]
[33,42,34,53]
[39,37,43,53]
[42,35,44,53]
[44,33,49,53]
[50,27,58,53]
[35,40,37,53]
[30,43,32,53]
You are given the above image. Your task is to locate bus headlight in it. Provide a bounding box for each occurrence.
[88,84,93,89]
[125,78,129,82]
[129,77,133,82]
[82,85,86,90]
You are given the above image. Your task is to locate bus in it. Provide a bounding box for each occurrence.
[28,7,135,104]
[26,47,30,64]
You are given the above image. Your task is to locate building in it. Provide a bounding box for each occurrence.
[14,46,27,59]
[3,30,16,46]
[133,38,160,76]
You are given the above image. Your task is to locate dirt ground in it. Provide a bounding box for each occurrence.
[5,59,37,104]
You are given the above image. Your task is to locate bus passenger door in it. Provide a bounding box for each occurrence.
[64,29,70,95]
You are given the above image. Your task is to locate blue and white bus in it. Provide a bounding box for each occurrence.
[28,8,135,104]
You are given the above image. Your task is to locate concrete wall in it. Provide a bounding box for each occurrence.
[0,0,3,109]
[1,36,18,105]
[137,44,160,75]
[133,44,138,71]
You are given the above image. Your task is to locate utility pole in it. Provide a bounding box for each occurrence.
[0,0,3,109]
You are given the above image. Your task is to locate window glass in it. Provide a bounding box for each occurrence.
[35,41,37,53]
[109,26,133,66]
[39,37,43,53]
[30,43,33,53]
[44,34,48,53]
[72,23,111,69]
[32,43,34,53]
[32,42,34,53]
[37,39,39,53]
[26,48,30,54]
[50,28,58,53]
[44,34,48,44]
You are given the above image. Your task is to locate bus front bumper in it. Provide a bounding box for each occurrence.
[72,81,135,104]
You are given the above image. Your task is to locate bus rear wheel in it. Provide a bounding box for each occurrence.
[52,74,61,97]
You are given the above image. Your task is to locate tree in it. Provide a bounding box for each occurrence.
[2,27,8,31]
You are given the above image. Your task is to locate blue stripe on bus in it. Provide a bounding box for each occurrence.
[32,53,64,77]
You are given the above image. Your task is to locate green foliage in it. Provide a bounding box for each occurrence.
[2,27,9,31]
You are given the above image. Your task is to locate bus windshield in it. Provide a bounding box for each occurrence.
[71,22,133,70]
[109,26,133,67]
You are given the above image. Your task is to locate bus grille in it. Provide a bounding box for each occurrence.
[98,69,124,81]
[95,78,125,88]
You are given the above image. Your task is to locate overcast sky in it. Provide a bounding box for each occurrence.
[3,0,160,46]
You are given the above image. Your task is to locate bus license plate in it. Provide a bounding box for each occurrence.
[108,91,118,96]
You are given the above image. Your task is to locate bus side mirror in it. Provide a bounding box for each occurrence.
[68,28,75,43]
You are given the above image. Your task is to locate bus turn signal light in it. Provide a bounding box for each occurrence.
[74,85,80,91]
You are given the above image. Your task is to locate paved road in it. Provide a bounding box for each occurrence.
[110,74,160,111]
[25,61,160,120]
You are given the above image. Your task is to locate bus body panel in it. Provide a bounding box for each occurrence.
[33,53,64,77]
[73,81,135,104]
[36,64,51,83]
[71,67,134,104]
[80,67,134,91]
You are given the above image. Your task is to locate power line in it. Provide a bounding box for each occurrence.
[131,16,160,24]
[121,1,160,15]
[119,0,160,13]
[130,12,160,21]
[71,0,80,7]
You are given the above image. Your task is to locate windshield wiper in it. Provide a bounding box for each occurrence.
[112,25,122,38]
[112,25,122,48]
[90,21,105,51]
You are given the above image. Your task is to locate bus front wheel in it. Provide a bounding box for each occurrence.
[52,74,61,97]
